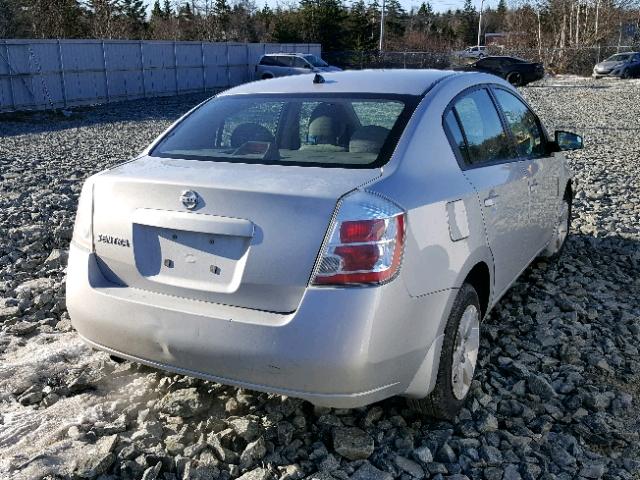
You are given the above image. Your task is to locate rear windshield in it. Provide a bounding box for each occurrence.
[151,94,418,168]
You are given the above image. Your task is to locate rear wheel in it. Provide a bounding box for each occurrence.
[407,283,481,420]
[506,71,523,86]
[621,69,630,79]
[261,73,273,80]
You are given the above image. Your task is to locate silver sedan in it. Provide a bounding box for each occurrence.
[67,70,582,419]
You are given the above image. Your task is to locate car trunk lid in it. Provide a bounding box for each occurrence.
[91,156,381,313]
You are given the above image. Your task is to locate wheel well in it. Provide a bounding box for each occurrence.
[464,262,491,318]
[261,73,273,79]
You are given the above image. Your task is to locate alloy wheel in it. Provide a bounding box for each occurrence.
[451,304,480,400]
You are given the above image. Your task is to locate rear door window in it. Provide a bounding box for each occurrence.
[493,88,546,158]
[449,88,512,166]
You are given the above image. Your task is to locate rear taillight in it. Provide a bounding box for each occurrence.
[311,191,406,286]
[72,178,95,252]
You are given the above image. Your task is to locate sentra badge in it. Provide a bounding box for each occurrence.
[97,234,131,247]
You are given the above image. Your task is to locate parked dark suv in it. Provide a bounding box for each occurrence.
[458,56,545,86]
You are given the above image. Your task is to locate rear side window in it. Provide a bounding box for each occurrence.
[449,89,511,166]
[292,57,309,68]
[152,94,417,168]
[493,89,546,158]
[444,111,467,158]
[259,56,276,66]
[277,56,293,67]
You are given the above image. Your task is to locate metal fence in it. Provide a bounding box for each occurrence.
[0,39,321,112]
[324,45,639,76]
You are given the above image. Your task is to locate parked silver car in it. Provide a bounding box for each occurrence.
[67,70,582,418]
[255,53,341,80]
[593,52,640,78]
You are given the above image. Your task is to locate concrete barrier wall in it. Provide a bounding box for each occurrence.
[0,39,321,112]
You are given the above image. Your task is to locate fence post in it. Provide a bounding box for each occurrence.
[101,41,109,103]
[173,41,179,94]
[139,41,146,98]
[57,40,67,108]
[226,43,231,88]
[403,51,406,69]
[201,41,206,92]
[4,41,16,111]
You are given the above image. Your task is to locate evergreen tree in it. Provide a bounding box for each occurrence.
[151,0,163,19]
[297,0,348,51]
[214,0,231,39]
[495,0,507,31]
[384,0,406,44]
[458,0,477,45]
[163,0,173,18]
[348,0,374,50]
[121,0,147,36]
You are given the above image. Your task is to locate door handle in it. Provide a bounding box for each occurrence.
[484,193,499,207]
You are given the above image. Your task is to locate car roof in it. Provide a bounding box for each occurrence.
[262,53,310,57]
[221,69,458,96]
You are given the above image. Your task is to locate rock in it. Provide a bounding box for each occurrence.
[157,388,211,418]
[44,248,68,268]
[7,320,38,336]
[413,445,433,464]
[0,304,19,320]
[579,464,605,479]
[527,374,556,400]
[237,467,274,480]
[141,462,162,480]
[230,417,264,442]
[350,462,393,480]
[435,443,456,463]
[75,434,118,478]
[240,436,267,469]
[333,427,374,460]
[478,445,502,466]
[476,412,499,433]
[395,455,424,478]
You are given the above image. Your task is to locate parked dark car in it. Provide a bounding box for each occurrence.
[457,56,545,86]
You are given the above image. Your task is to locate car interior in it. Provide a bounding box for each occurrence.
[154,98,406,166]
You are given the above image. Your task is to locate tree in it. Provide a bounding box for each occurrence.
[296,0,348,50]
[151,0,163,19]
[348,0,375,50]
[121,0,147,37]
[458,0,478,45]
[495,0,507,30]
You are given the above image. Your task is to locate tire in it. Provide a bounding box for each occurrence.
[506,71,523,86]
[541,196,571,258]
[261,74,273,80]
[407,283,481,420]
[620,69,630,80]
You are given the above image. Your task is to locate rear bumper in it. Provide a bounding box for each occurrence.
[66,243,454,408]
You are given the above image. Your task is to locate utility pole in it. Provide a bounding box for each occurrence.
[477,0,485,48]
[379,0,386,52]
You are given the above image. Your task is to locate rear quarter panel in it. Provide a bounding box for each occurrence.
[368,73,498,299]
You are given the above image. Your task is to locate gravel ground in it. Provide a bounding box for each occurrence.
[1,77,639,480]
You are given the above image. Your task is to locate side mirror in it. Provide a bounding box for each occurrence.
[554,130,583,151]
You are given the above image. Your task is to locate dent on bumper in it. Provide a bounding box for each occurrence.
[66,243,454,407]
